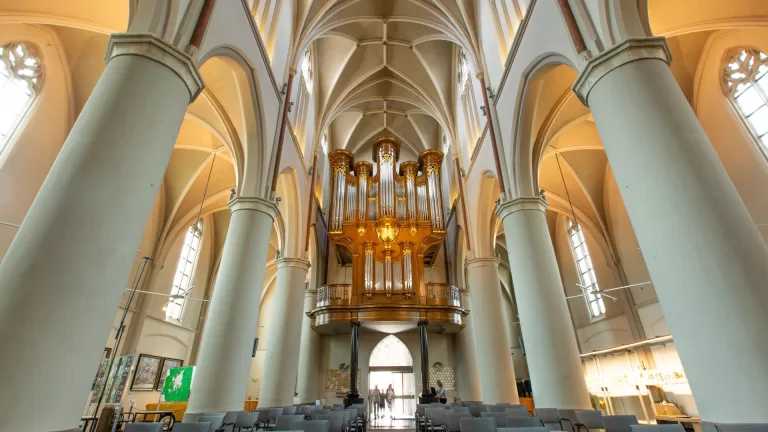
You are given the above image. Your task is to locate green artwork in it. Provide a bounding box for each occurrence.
[161,366,194,402]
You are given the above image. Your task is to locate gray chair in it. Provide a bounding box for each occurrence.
[174,424,212,432]
[317,413,345,432]
[461,417,497,432]
[333,404,345,409]
[493,404,513,412]
[453,407,471,414]
[223,411,243,430]
[311,409,331,420]
[702,423,768,432]
[445,412,473,432]
[601,416,639,432]
[630,426,686,432]
[125,425,164,432]
[198,414,226,432]
[51,429,81,432]
[276,415,307,431]
[429,409,449,432]
[469,405,489,417]
[293,420,330,432]
[498,428,550,432]
[481,412,508,428]
[535,409,562,431]
[505,406,530,418]
[507,417,545,428]
[558,410,579,432]
[574,411,605,432]
[284,406,298,415]
[234,411,260,432]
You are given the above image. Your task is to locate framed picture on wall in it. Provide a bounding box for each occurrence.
[131,354,162,391]
[156,358,184,391]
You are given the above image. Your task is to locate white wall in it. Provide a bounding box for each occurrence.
[321,332,455,405]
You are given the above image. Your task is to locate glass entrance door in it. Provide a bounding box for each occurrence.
[369,370,415,419]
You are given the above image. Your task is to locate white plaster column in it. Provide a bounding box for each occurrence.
[573,37,768,422]
[258,257,312,407]
[0,34,202,432]
[296,287,321,403]
[186,197,278,417]
[497,197,591,409]
[465,258,519,404]
[455,290,484,402]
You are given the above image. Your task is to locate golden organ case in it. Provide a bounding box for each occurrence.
[310,137,465,334]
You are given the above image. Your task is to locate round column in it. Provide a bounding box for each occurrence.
[496,197,591,409]
[465,258,519,404]
[186,197,278,418]
[455,290,483,401]
[258,257,311,407]
[418,321,431,398]
[0,34,202,432]
[296,287,321,403]
[573,37,768,422]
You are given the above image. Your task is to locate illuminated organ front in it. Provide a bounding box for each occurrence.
[327,137,447,300]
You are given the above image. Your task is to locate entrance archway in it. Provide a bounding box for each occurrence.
[368,335,416,419]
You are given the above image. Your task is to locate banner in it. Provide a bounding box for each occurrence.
[160,366,195,402]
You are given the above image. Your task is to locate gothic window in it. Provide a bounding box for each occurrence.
[723,48,768,154]
[458,51,481,153]
[567,220,605,318]
[166,221,202,321]
[0,42,42,152]
[301,47,313,92]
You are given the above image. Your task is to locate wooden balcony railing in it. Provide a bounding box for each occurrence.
[316,284,351,308]
[426,283,460,307]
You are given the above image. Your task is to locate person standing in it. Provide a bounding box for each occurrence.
[436,380,447,404]
[385,384,395,418]
[369,385,381,420]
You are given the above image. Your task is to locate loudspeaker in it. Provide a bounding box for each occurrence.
[252,338,259,357]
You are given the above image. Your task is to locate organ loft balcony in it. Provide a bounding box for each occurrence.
[308,137,466,335]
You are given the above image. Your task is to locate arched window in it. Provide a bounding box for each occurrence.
[458,51,481,154]
[567,220,604,318]
[0,42,42,152]
[723,48,768,153]
[166,221,203,321]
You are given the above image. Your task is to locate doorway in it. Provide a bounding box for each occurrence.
[368,335,416,420]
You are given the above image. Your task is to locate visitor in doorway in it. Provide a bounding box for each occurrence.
[386,384,395,418]
[369,385,381,420]
[436,380,448,404]
[378,387,386,418]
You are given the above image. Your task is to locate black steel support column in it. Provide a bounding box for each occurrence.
[418,321,431,398]
[346,321,364,406]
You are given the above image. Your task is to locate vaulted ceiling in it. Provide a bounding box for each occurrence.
[297,0,480,163]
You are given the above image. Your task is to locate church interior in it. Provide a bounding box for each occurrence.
[0,1,767,431]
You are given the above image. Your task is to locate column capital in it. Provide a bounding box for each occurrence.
[465,257,501,270]
[106,33,204,101]
[276,257,311,272]
[496,196,547,221]
[229,196,279,221]
[573,37,671,106]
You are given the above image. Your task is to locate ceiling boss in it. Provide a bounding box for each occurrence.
[328,137,446,300]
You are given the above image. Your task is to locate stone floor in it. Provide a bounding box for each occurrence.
[368,417,416,430]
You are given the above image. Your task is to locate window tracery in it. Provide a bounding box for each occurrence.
[0,42,42,152]
[723,48,768,152]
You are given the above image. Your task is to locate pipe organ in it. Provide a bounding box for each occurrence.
[328,137,447,298]
[311,137,463,333]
